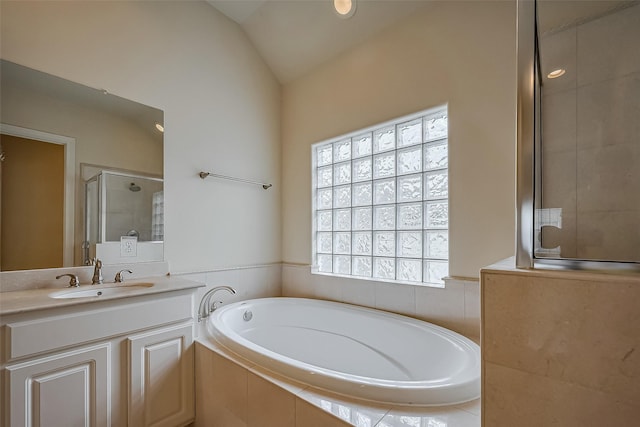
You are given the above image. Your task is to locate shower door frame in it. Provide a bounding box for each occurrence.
[515,0,640,272]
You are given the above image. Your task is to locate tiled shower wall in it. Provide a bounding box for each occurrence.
[539,4,640,261]
[282,263,480,340]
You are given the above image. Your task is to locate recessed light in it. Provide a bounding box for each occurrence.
[334,0,356,18]
[547,69,566,79]
[155,123,164,133]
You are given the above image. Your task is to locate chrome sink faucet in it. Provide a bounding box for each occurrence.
[114,269,132,283]
[198,286,237,322]
[56,274,80,288]
[92,259,103,285]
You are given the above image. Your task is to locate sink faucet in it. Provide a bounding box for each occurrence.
[115,269,133,283]
[197,286,237,322]
[56,274,80,288]
[92,259,103,285]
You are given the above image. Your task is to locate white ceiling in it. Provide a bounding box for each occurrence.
[207,0,430,83]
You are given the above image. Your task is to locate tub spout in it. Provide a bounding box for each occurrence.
[198,285,237,322]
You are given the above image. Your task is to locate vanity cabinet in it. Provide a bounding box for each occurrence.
[1,286,199,427]
[5,343,112,427]
[127,323,194,427]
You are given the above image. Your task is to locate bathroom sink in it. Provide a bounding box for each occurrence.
[50,283,154,299]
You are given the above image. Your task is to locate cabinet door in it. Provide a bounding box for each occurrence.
[5,343,111,427]
[127,323,194,427]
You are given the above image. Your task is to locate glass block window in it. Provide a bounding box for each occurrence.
[312,107,449,286]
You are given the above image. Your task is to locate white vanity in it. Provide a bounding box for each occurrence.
[0,275,203,427]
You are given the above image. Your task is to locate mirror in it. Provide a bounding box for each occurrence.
[0,59,164,271]
[534,1,640,263]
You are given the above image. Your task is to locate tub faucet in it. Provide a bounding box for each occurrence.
[92,259,103,285]
[198,285,237,322]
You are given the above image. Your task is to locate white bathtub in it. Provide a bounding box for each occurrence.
[207,297,480,406]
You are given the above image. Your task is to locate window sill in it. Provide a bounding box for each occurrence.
[310,269,446,289]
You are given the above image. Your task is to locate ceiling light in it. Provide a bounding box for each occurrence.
[155,123,164,133]
[334,0,356,18]
[547,69,566,79]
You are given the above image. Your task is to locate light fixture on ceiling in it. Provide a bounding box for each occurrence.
[155,123,164,133]
[334,0,356,18]
[547,69,566,79]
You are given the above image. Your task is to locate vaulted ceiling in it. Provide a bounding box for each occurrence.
[206,0,430,83]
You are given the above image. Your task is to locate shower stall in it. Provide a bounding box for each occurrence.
[84,171,163,265]
[516,0,640,271]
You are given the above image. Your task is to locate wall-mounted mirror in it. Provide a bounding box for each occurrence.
[529,1,639,266]
[0,59,164,272]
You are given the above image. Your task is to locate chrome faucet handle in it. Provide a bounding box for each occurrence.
[197,286,237,322]
[115,269,133,283]
[91,259,103,285]
[56,274,80,288]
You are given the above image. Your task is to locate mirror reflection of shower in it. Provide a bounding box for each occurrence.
[84,170,163,265]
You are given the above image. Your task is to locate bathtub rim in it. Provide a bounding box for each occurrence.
[206,297,481,406]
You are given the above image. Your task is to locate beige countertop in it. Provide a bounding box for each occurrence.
[0,275,204,316]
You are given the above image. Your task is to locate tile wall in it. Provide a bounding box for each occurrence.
[481,259,640,426]
[282,263,480,340]
[195,338,481,427]
[539,4,640,261]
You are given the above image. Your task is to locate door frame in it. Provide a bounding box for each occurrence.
[0,123,76,267]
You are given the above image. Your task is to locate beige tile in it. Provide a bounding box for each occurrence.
[378,404,479,427]
[576,210,640,262]
[576,4,640,86]
[542,149,576,213]
[375,281,416,316]
[484,362,640,427]
[482,272,640,406]
[298,387,389,426]
[463,282,481,340]
[295,398,352,427]
[576,74,640,149]
[415,281,466,335]
[340,278,376,308]
[282,264,314,298]
[209,351,248,426]
[539,27,577,95]
[576,143,640,213]
[542,89,577,154]
[247,372,295,427]
[194,343,216,427]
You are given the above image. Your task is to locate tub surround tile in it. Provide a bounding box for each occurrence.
[298,387,390,426]
[482,262,640,426]
[484,362,640,427]
[295,398,352,427]
[209,350,249,426]
[282,264,477,341]
[482,272,640,406]
[248,372,296,427]
[379,403,479,427]
[196,340,479,427]
[542,89,577,154]
[375,281,416,317]
[415,279,468,337]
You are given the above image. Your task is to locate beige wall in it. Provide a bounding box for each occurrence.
[0,0,281,273]
[1,135,64,271]
[281,0,516,279]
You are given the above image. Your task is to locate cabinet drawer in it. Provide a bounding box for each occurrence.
[6,292,193,361]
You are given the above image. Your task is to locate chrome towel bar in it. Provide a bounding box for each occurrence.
[199,171,272,190]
